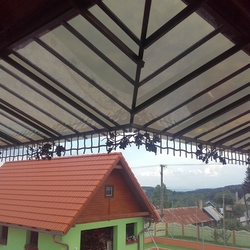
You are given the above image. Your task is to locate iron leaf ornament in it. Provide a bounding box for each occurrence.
[106,132,161,154]
[196,144,226,165]
[27,143,65,160]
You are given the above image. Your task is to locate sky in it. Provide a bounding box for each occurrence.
[115,144,248,191]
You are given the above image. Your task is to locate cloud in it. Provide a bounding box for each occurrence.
[140,170,160,177]
[204,165,220,177]
[188,169,202,175]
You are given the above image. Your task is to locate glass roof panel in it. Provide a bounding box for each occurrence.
[0,60,102,132]
[184,100,250,138]
[231,138,250,148]
[68,15,137,79]
[89,4,139,54]
[140,11,216,82]
[138,33,233,104]
[147,0,186,36]
[0,124,30,143]
[224,132,250,148]
[0,110,45,143]
[0,70,94,136]
[39,25,133,108]
[103,0,145,38]
[11,40,130,125]
[168,88,250,134]
[199,113,250,142]
[0,56,101,127]
[0,87,67,136]
[135,50,249,127]
[0,110,48,143]
[210,123,250,143]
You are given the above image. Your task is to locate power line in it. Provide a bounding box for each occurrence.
[131,163,220,169]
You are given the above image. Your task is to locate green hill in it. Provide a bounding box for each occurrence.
[142,184,243,208]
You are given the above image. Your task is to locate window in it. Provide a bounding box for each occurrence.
[25,231,38,249]
[105,185,114,197]
[30,231,38,246]
[126,223,137,244]
[0,226,8,245]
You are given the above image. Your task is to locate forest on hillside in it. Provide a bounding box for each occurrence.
[142,184,244,209]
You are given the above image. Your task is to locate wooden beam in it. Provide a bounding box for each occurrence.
[78,212,151,223]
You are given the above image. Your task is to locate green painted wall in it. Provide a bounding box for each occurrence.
[64,217,145,250]
[0,227,62,250]
[0,217,146,250]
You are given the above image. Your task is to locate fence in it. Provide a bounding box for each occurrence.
[144,222,250,248]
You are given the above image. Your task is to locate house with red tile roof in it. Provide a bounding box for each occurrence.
[159,207,213,225]
[0,153,159,250]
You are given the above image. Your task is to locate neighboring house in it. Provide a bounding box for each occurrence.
[235,193,250,205]
[206,201,216,208]
[0,153,159,250]
[203,206,223,225]
[219,205,233,217]
[240,210,250,226]
[159,207,213,226]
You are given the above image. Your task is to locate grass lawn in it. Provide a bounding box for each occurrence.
[144,242,196,250]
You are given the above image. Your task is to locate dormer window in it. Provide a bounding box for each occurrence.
[105,185,114,197]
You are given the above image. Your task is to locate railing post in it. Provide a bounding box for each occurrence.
[233,230,236,245]
[197,225,200,239]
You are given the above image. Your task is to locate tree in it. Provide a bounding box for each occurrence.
[232,204,245,218]
[242,165,250,229]
[152,184,169,208]
[243,166,250,193]
[213,190,234,206]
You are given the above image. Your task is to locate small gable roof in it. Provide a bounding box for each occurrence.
[159,207,213,225]
[203,206,223,221]
[0,153,159,235]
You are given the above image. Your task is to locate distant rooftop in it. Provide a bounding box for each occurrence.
[159,206,213,225]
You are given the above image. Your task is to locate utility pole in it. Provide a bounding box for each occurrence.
[160,165,166,219]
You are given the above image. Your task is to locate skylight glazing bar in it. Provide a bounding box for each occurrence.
[144,63,250,127]
[0,64,99,132]
[213,126,250,146]
[33,36,131,113]
[97,2,141,46]
[0,82,79,134]
[173,94,250,138]
[0,110,47,140]
[3,55,113,129]
[0,131,21,145]
[134,39,250,114]
[130,0,152,124]
[237,141,250,150]
[162,82,250,132]
[209,121,250,143]
[61,21,135,86]
[0,121,34,142]
[143,0,206,48]
[0,100,61,138]
[230,135,250,148]
[80,9,145,67]
[194,110,250,140]
[140,26,224,86]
